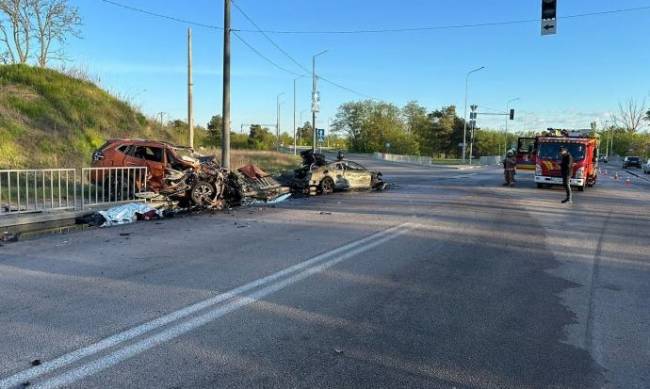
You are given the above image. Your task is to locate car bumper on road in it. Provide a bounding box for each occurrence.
[535,176,585,186]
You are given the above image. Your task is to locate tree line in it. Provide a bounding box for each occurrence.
[176,97,650,158]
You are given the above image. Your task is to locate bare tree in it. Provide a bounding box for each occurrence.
[613,98,647,132]
[0,0,79,66]
[30,0,80,67]
[0,0,32,64]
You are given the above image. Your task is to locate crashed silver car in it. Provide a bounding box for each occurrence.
[293,151,385,195]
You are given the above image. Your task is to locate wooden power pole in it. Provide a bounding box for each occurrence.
[221,0,231,170]
[188,28,194,149]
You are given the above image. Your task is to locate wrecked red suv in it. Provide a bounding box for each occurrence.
[91,139,198,192]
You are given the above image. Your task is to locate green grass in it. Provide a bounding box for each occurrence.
[0,64,176,169]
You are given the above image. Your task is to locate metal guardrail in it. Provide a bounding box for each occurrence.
[81,167,148,209]
[0,167,148,216]
[373,152,434,166]
[0,169,77,214]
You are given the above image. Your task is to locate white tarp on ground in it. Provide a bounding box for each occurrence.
[98,203,162,227]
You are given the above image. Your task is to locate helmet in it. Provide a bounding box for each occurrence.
[506,150,514,157]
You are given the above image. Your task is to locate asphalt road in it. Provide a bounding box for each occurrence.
[0,156,648,389]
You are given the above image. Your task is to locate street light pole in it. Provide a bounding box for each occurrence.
[277,92,284,151]
[312,50,327,152]
[462,66,485,163]
[293,76,302,155]
[505,97,520,156]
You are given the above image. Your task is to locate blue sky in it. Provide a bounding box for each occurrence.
[67,0,650,135]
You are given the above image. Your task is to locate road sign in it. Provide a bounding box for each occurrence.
[317,128,325,142]
[542,19,556,35]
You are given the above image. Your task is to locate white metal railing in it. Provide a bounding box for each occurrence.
[0,167,148,216]
[373,152,433,166]
[0,169,77,214]
[81,167,148,209]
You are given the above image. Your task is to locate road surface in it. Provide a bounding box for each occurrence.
[0,156,648,388]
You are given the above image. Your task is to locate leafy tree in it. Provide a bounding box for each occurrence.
[247,124,274,150]
[332,100,418,154]
[296,121,313,146]
[206,114,222,147]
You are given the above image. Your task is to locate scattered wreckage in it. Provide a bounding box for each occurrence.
[292,150,386,195]
[87,141,386,227]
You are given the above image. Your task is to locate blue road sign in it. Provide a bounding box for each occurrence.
[317,128,325,142]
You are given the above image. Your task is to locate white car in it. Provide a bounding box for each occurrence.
[643,159,650,174]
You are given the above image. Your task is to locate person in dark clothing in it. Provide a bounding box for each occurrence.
[503,150,517,186]
[560,146,574,203]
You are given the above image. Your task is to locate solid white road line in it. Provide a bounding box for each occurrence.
[0,223,410,389]
[35,225,412,389]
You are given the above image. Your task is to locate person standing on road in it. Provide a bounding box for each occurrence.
[560,146,574,204]
[503,150,517,186]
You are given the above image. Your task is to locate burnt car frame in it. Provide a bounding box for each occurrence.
[293,152,385,195]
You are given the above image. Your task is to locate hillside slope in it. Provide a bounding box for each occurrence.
[0,65,174,168]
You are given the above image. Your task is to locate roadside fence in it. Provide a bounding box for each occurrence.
[81,167,148,209]
[0,167,148,216]
[373,152,434,166]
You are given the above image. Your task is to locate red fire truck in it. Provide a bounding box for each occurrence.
[534,129,599,191]
[516,137,538,170]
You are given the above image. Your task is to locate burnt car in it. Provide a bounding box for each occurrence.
[293,150,385,195]
[92,139,225,206]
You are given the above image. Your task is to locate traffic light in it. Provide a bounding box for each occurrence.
[509,109,515,120]
[541,0,557,21]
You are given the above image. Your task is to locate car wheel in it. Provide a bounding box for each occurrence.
[577,184,585,192]
[191,181,217,206]
[320,177,334,195]
[536,183,544,189]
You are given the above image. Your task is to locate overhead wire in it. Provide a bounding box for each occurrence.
[231,31,303,77]
[99,0,650,35]
[231,0,309,75]
[230,0,379,99]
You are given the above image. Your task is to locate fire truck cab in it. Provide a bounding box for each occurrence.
[534,129,599,191]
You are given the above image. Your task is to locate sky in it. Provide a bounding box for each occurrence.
[65,0,650,136]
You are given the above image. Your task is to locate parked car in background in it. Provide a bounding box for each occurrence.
[598,155,608,163]
[643,159,650,174]
[623,156,642,169]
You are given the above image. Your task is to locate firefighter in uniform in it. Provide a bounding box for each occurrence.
[503,150,517,186]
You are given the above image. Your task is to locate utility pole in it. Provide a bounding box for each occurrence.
[277,93,284,151]
[293,77,299,155]
[462,66,485,163]
[158,112,165,130]
[221,0,231,170]
[312,50,327,152]
[187,28,194,149]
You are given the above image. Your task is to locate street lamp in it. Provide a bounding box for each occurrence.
[293,76,304,155]
[463,66,485,162]
[505,97,521,156]
[276,92,285,151]
[312,49,328,152]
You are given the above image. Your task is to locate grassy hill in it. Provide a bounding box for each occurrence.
[0,64,174,168]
